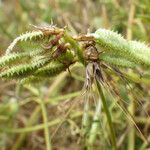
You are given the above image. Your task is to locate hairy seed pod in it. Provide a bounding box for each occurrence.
[92,28,150,67]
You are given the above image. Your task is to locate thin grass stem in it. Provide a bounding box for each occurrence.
[2,112,83,133]
[87,97,101,149]
[82,94,90,137]
[39,99,52,150]
[96,79,117,150]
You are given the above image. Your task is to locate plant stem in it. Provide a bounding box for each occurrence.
[11,106,41,150]
[3,112,83,133]
[39,99,52,150]
[82,94,90,137]
[127,0,135,40]
[128,96,135,150]
[87,98,101,150]
[64,32,85,65]
[96,79,117,150]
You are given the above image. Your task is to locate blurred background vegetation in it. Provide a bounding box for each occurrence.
[0,0,150,150]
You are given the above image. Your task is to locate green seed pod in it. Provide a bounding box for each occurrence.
[0,53,29,67]
[92,28,150,67]
[34,61,70,77]
[0,57,50,79]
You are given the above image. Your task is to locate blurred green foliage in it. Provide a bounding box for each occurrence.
[0,0,150,150]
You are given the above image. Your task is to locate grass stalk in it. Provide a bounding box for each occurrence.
[87,98,101,150]
[96,79,117,150]
[3,112,83,133]
[82,94,90,138]
[39,99,52,150]
[127,0,135,40]
[128,96,135,150]
[11,106,41,150]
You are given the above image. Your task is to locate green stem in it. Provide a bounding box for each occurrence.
[2,112,83,133]
[87,98,101,149]
[64,32,85,65]
[128,96,135,150]
[140,136,150,150]
[39,99,52,150]
[11,106,41,150]
[96,79,117,150]
[82,94,90,137]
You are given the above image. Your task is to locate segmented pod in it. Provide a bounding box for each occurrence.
[92,28,150,67]
[100,54,136,68]
[0,52,29,67]
[6,31,44,54]
[34,61,70,77]
[0,57,50,78]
